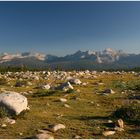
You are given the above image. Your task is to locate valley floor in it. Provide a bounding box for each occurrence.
[0,70,140,139]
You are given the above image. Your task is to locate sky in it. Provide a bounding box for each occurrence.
[0,1,140,56]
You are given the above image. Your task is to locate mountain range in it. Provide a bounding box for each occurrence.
[0,48,140,70]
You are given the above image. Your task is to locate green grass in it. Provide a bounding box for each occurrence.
[0,72,140,138]
[112,80,140,91]
[0,106,9,118]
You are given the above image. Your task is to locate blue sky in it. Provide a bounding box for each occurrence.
[0,1,140,56]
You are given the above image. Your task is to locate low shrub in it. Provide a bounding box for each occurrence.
[112,105,140,125]
[66,89,75,93]
[113,80,140,91]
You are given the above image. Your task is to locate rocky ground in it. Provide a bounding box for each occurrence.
[0,70,140,139]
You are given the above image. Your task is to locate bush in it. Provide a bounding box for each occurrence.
[113,80,140,91]
[112,105,140,124]
[66,89,75,93]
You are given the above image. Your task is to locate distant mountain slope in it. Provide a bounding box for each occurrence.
[0,57,48,69]
[0,48,140,70]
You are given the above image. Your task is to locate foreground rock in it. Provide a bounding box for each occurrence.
[69,78,82,85]
[115,119,124,128]
[58,82,74,91]
[4,117,16,124]
[114,119,124,131]
[114,126,124,132]
[35,130,54,139]
[1,124,7,128]
[0,91,28,115]
[49,124,66,132]
[59,98,67,103]
[102,130,116,136]
[102,89,115,94]
[35,133,54,139]
[40,84,51,90]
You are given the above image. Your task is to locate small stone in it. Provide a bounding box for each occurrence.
[114,126,124,132]
[76,89,80,93]
[9,119,16,124]
[19,133,23,136]
[54,113,63,118]
[103,89,115,94]
[102,131,116,136]
[59,98,67,103]
[4,117,16,124]
[26,106,30,110]
[96,103,100,107]
[116,119,124,128]
[108,120,113,123]
[74,135,82,139]
[42,84,51,90]
[49,124,66,132]
[1,124,7,128]
[69,78,82,85]
[35,133,54,139]
[47,103,50,106]
[64,104,70,108]
[90,101,94,104]
[82,82,87,86]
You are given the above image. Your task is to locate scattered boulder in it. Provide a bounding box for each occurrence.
[64,104,71,108]
[4,117,16,124]
[19,132,23,136]
[82,82,87,86]
[0,91,28,115]
[1,124,7,128]
[59,82,74,91]
[49,124,66,132]
[35,130,54,139]
[102,130,116,136]
[59,98,67,103]
[76,89,80,93]
[108,120,113,123]
[115,119,124,128]
[103,89,115,94]
[74,135,82,139]
[114,126,124,132]
[27,81,32,86]
[41,84,51,90]
[69,78,82,85]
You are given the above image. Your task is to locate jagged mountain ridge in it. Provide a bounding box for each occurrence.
[0,48,140,70]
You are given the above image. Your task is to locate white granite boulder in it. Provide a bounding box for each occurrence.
[0,91,28,115]
[69,78,82,85]
[59,82,74,91]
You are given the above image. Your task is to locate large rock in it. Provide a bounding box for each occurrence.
[0,91,28,115]
[35,133,54,139]
[103,89,115,94]
[102,131,116,136]
[49,124,66,132]
[40,84,50,90]
[59,82,74,91]
[69,78,82,85]
[115,119,124,128]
